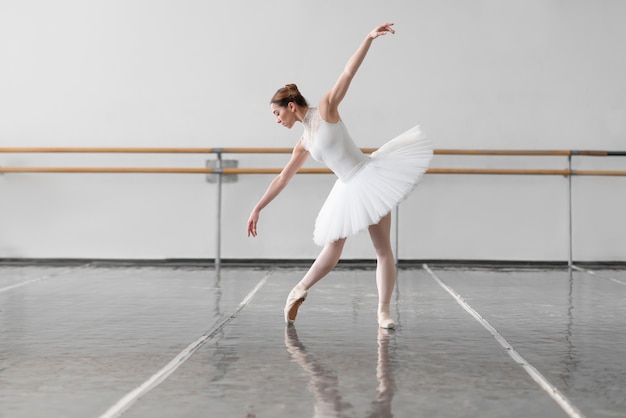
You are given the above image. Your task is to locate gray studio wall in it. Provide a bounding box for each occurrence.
[1,1,625,262]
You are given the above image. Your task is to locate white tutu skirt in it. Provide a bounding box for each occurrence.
[313,126,433,246]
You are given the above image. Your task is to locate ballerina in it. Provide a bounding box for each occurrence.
[247,23,433,328]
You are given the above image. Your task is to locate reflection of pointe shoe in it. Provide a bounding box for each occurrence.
[368,324,395,417]
[376,327,392,390]
[284,326,306,358]
[377,303,396,329]
[377,327,393,339]
[284,283,308,325]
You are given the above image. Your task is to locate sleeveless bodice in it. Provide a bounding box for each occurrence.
[301,108,369,182]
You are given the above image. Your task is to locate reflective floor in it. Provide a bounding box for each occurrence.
[1,263,625,417]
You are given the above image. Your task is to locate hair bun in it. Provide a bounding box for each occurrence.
[270,83,308,107]
[284,83,299,94]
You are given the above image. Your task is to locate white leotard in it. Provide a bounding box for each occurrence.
[301,108,369,182]
[298,107,433,245]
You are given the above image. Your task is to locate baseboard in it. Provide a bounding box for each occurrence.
[0,258,624,270]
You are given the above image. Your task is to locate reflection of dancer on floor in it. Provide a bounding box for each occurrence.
[285,327,396,418]
[285,327,353,417]
[247,23,433,328]
[366,329,395,418]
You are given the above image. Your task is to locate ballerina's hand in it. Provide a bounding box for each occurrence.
[369,23,395,39]
[247,211,259,237]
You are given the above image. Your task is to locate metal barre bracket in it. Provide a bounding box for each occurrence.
[205,159,239,183]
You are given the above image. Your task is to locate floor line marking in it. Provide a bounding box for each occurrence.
[423,264,586,418]
[572,265,626,286]
[0,266,84,294]
[99,273,271,418]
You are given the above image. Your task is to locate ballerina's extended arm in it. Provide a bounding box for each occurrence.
[320,23,395,123]
[247,141,309,237]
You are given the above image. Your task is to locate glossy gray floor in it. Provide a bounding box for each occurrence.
[1,264,625,418]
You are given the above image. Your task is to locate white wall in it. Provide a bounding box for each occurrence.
[1,1,625,262]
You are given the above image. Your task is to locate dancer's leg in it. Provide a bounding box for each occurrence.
[299,238,346,289]
[285,238,346,324]
[368,213,395,303]
[368,213,396,328]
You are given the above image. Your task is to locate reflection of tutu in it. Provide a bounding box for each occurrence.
[313,126,433,246]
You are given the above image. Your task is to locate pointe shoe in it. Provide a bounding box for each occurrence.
[284,283,308,325]
[377,303,396,329]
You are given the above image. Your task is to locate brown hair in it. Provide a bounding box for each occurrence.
[270,83,308,107]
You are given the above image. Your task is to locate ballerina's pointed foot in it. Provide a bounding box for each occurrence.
[284,283,308,325]
[377,303,396,329]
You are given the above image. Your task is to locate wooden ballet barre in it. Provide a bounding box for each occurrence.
[216,149,618,156]
[218,147,380,154]
[572,150,626,156]
[224,168,575,176]
[433,149,572,156]
[1,147,625,157]
[222,168,332,174]
[426,168,572,175]
[0,147,215,154]
[0,147,583,156]
[572,170,626,176]
[0,167,215,174]
[0,167,328,174]
[0,147,373,154]
[2,167,626,176]
[211,148,577,155]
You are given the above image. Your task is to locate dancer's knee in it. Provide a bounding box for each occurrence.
[317,239,345,270]
[371,239,393,260]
